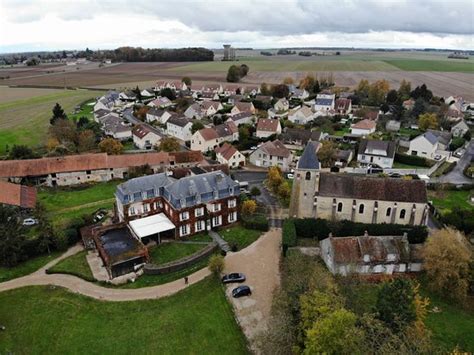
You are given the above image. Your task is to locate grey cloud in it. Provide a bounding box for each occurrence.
[3,0,474,35]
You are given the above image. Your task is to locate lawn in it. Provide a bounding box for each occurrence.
[392,161,428,169]
[38,181,120,227]
[427,189,473,215]
[0,278,248,354]
[0,89,102,155]
[384,59,474,73]
[0,251,62,283]
[48,250,94,281]
[148,242,208,265]
[68,98,96,122]
[219,225,262,250]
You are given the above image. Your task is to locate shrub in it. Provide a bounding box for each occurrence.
[282,219,297,254]
[394,153,433,167]
[293,218,428,244]
[241,215,269,231]
[208,254,225,276]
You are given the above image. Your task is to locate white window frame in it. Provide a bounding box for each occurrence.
[143,204,149,213]
[228,199,236,208]
[180,211,189,221]
[180,224,190,237]
[228,211,237,223]
[195,207,204,217]
[214,203,221,212]
[212,215,222,227]
[129,206,135,215]
[195,220,204,232]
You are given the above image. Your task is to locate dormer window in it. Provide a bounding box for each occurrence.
[133,192,142,201]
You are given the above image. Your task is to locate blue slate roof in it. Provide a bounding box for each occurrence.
[315,98,334,106]
[116,170,239,209]
[298,141,320,170]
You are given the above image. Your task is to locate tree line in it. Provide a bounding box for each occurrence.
[83,47,214,62]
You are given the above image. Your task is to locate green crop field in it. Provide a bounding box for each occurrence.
[0,89,102,155]
[0,278,248,354]
[384,59,474,73]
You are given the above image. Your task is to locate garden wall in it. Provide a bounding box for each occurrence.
[143,242,218,275]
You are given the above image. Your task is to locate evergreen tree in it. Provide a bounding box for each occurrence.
[50,103,67,125]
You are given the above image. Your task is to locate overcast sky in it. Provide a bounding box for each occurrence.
[1,0,473,53]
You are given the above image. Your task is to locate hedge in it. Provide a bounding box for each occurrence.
[293,218,428,244]
[282,219,297,255]
[241,215,269,232]
[394,153,434,167]
[45,269,96,282]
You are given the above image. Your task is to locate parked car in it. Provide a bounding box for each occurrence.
[434,154,442,160]
[22,218,38,226]
[367,164,383,174]
[222,273,246,284]
[287,173,294,179]
[388,172,402,178]
[454,149,465,158]
[232,285,252,298]
[93,210,107,223]
[250,146,258,150]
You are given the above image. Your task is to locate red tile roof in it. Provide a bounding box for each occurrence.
[257,118,280,132]
[0,181,37,208]
[215,143,239,161]
[335,98,351,111]
[351,119,376,130]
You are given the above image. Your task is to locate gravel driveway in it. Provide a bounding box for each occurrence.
[223,228,282,349]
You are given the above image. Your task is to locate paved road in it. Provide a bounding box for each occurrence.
[224,228,282,351]
[0,244,211,301]
[434,139,473,185]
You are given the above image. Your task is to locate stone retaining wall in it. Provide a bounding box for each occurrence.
[143,242,218,275]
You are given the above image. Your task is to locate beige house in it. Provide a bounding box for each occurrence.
[215,143,245,168]
[288,106,314,125]
[201,101,223,116]
[290,142,428,226]
[231,102,256,115]
[190,121,239,152]
[256,118,282,138]
[248,140,292,171]
[350,119,376,136]
[132,124,163,150]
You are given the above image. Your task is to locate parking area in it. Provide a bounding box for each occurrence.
[223,228,282,348]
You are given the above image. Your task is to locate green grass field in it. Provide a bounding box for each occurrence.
[0,278,248,354]
[38,181,119,227]
[0,89,102,155]
[392,161,428,169]
[48,250,94,281]
[148,242,208,265]
[0,251,62,283]
[219,226,262,250]
[428,189,473,215]
[168,54,474,73]
[384,59,474,73]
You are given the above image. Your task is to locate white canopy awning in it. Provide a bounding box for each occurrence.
[129,213,175,239]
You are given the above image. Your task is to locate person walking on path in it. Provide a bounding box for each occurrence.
[184,276,189,285]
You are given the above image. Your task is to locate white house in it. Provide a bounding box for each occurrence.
[288,106,314,125]
[408,130,451,158]
[132,124,163,150]
[451,119,469,138]
[249,140,292,171]
[350,119,376,136]
[357,140,396,168]
[314,94,335,114]
[148,97,173,108]
[274,98,290,112]
[231,102,256,116]
[191,121,239,152]
[215,143,246,168]
[155,81,188,92]
[226,111,254,126]
[201,101,223,117]
[140,88,155,98]
[146,107,173,124]
[102,116,132,140]
[184,103,205,120]
[291,88,309,100]
[255,118,282,138]
[166,116,193,142]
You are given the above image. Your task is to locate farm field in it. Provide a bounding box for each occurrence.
[0,88,102,155]
[0,278,248,354]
